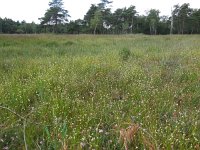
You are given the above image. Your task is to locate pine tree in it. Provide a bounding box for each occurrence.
[39,0,70,33]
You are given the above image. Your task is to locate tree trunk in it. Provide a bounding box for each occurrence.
[181,21,183,34]
[0,22,2,33]
[55,14,58,33]
[94,24,97,35]
[170,15,173,34]
[191,27,193,34]
[182,20,184,34]
[150,26,152,35]
[131,16,134,34]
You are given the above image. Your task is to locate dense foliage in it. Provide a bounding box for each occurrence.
[0,2,199,34]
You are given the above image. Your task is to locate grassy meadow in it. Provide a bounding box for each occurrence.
[0,34,200,150]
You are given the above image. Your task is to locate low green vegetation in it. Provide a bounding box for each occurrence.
[0,34,200,149]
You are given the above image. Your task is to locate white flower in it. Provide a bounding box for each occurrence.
[99,129,103,133]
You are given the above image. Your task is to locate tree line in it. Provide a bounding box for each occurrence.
[0,0,199,34]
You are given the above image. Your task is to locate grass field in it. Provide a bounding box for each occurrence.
[0,34,200,150]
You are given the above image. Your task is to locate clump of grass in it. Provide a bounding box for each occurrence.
[63,41,74,46]
[119,48,131,61]
[45,41,59,47]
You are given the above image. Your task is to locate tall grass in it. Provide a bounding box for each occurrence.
[0,34,200,149]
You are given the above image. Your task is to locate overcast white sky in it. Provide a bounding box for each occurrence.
[0,0,199,23]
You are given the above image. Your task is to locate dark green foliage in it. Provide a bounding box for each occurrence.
[39,0,70,33]
[146,9,160,35]
[119,48,131,61]
[63,41,74,46]
[0,3,199,34]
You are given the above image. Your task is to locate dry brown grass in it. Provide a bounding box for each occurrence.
[195,144,200,150]
[119,123,157,150]
[142,136,156,150]
[119,123,140,150]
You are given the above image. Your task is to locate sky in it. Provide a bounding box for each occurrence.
[0,0,199,23]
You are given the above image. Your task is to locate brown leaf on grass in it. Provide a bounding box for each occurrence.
[60,140,68,150]
[142,136,156,150]
[195,144,200,150]
[119,123,140,150]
